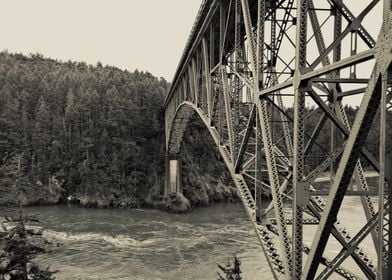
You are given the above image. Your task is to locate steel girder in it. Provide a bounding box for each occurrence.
[165,0,392,279]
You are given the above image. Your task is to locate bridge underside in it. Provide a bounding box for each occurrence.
[165,0,392,279]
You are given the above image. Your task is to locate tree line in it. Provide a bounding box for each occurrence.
[0,51,388,208]
[0,51,167,206]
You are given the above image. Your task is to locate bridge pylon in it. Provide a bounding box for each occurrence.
[164,154,183,196]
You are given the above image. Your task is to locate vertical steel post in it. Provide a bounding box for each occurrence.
[209,24,215,127]
[378,66,392,278]
[234,0,242,159]
[378,73,387,279]
[218,3,226,145]
[256,0,264,91]
[292,1,309,279]
[269,1,276,154]
[330,0,342,192]
[202,38,212,120]
[255,113,263,222]
[255,0,265,223]
[375,5,392,275]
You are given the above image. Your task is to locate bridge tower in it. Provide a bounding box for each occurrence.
[164,0,392,279]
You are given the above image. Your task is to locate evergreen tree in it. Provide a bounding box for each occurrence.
[32,96,51,182]
[217,255,242,280]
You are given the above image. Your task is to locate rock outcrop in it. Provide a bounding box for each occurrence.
[0,176,64,206]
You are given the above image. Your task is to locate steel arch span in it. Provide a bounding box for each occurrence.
[164,0,392,279]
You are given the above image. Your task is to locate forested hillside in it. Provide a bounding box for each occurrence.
[0,51,386,211]
[0,51,236,209]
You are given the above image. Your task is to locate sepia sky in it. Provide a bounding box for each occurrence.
[0,0,202,81]
[0,0,383,87]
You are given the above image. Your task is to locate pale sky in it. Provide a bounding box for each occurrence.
[0,0,202,81]
[0,0,383,92]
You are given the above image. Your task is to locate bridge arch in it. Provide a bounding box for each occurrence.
[164,102,194,196]
[166,102,196,156]
[164,101,228,197]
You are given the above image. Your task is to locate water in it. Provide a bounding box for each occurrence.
[18,203,271,280]
[4,196,379,279]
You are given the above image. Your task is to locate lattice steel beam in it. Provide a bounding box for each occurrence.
[164,1,391,279]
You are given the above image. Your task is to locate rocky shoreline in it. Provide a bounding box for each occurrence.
[0,177,239,213]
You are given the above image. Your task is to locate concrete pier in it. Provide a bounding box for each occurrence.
[164,154,182,196]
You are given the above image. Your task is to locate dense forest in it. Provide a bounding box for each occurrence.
[0,51,387,211]
[0,51,236,210]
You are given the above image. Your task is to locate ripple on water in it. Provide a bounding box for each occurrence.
[18,204,270,279]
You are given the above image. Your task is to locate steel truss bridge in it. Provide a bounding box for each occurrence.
[163,0,392,279]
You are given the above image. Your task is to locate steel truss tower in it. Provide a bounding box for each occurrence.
[164,0,392,279]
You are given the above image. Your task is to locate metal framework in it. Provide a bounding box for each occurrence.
[164,0,392,279]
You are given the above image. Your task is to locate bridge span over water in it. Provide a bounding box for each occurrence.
[163,0,392,279]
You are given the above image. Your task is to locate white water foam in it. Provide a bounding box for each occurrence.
[43,230,155,248]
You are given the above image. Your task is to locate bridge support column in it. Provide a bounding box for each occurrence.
[164,154,183,196]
